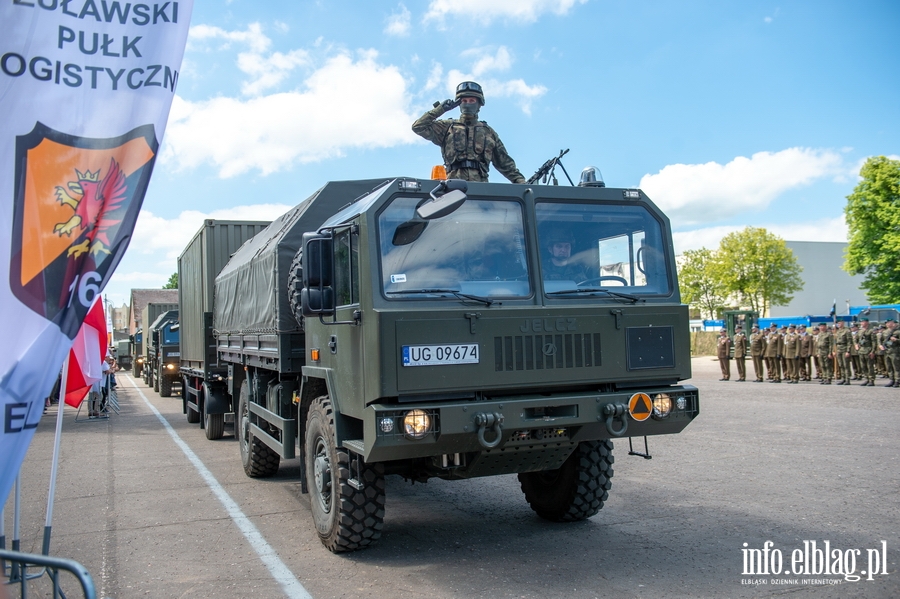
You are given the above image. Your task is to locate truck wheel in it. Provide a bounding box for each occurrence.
[238,380,279,477]
[305,395,385,553]
[518,440,614,522]
[185,376,200,423]
[203,401,225,440]
[153,370,160,393]
[160,374,172,397]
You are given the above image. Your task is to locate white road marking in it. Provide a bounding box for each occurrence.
[126,376,312,599]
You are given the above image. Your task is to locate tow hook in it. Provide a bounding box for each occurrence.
[603,403,629,437]
[474,412,504,449]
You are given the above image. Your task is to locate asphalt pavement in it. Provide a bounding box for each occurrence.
[3,358,899,598]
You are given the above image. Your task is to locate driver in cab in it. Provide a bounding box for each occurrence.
[542,228,590,283]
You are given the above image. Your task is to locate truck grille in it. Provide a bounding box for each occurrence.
[493,333,602,372]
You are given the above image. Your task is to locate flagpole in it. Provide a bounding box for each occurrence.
[42,355,70,556]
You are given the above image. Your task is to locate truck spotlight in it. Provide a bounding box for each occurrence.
[675,396,687,410]
[379,417,394,434]
[403,409,431,440]
[652,393,672,419]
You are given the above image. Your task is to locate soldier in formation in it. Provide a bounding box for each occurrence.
[717,328,732,381]
[834,320,853,385]
[733,325,748,381]
[815,322,835,384]
[749,324,765,382]
[856,318,878,386]
[764,323,783,383]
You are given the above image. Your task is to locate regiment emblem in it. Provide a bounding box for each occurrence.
[9,123,158,338]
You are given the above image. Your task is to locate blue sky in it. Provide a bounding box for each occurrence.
[105,0,900,307]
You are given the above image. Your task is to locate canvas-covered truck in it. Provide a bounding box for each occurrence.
[145,310,180,396]
[195,175,699,553]
[130,330,143,376]
[178,220,271,437]
[115,339,132,371]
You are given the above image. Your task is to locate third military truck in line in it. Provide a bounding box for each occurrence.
[177,173,699,552]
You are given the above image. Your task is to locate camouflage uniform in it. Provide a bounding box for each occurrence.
[716,330,732,381]
[883,321,900,387]
[764,325,783,382]
[816,325,834,384]
[782,326,800,383]
[856,320,878,386]
[733,328,748,381]
[834,322,853,385]
[749,327,765,382]
[412,106,526,184]
[798,325,813,381]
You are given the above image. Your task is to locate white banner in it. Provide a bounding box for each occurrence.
[0,0,193,503]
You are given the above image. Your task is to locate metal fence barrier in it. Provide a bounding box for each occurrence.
[1,549,96,599]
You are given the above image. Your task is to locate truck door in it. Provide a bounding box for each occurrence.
[331,223,365,400]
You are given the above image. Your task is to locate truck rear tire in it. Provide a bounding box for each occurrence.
[305,395,385,553]
[518,440,614,522]
[160,374,172,397]
[238,380,279,477]
[204,403,225,440]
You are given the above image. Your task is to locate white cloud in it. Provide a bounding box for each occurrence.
[384,4,412,36]
[639,148,844,225]
[189,22,307,96]
[673,216,848,255]
[163,51,419,177]
[425,0,587,24]
[444,47,547,114]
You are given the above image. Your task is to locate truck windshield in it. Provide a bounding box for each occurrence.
[537,201,671,296]
[379,197,531,299]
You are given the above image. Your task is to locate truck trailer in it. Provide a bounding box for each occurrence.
[179,176,700,553]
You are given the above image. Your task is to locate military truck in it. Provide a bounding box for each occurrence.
[140,302,177,389]
[130,329,143,376]
[145,310,180,397]
[115,339,132,371]
[177,175,699,553]
[178,220,271,437]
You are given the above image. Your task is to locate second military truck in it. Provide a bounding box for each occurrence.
[178,176,699,553]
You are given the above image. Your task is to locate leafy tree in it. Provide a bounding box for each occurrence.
[678,248,727,319]
[716,227,802,315]
[163,272,178,289]
[844,156,900,303]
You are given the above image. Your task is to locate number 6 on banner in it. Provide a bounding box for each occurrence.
[68,271,101,308]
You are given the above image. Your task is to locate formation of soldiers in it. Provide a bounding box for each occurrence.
[716,319,900,386]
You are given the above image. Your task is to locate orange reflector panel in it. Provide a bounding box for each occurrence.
[628,393,652,422]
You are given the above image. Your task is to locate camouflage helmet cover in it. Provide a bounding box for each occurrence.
[456,81,485,106]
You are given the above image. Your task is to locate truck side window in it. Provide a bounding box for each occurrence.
[334,226,360,306]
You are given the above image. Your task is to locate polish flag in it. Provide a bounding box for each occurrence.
[64,298,107,408]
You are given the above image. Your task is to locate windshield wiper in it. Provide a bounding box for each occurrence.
[547,287,644,303]
[387,288,495,306]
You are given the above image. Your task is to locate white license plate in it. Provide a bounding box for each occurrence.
[402,344,479,366]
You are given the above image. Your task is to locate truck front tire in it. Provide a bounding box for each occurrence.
[160,373,172,397]
[518,440,614,522]
[203,401,225,440]
[238,380,279,477]
[305,395,385,553]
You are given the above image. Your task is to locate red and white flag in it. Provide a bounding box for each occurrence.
[0,2,193,504]
[63,298,107,409]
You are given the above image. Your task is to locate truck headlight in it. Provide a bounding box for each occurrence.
[652,393,672,419]
[403,409,431,440]
[166,364,175,370]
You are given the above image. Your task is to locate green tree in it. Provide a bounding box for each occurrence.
[163,272,178,289]
[716,227,802,315]
[844,156,900,304]
[678,248,727,319]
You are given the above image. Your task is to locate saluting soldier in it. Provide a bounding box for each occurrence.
[717,328,732,381]
[877,324,890,379]
[782,324,800,383]
[856,318,878,386]
[749,324,766,382]
[881,319,900,387]
[733,325,749,381]
[816,322,835,384]
[764,323,783,383]
[798,324,813,381]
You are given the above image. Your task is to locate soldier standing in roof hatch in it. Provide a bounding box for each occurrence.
[413,81,527,184]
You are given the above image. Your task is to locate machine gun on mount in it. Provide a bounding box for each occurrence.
[528,148,574,185]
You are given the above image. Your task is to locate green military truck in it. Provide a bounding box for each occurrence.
[145,309,180,397]
[178,220,271,437]
[130,330,143,376]
[115,339,132,371]
[182,176,699,553]
[140,302,178,390]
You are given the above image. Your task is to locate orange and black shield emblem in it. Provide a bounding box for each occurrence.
[10,122,158,338]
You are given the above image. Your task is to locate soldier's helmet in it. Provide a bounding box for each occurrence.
[545,227,575,247]
[456,81,485,106]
